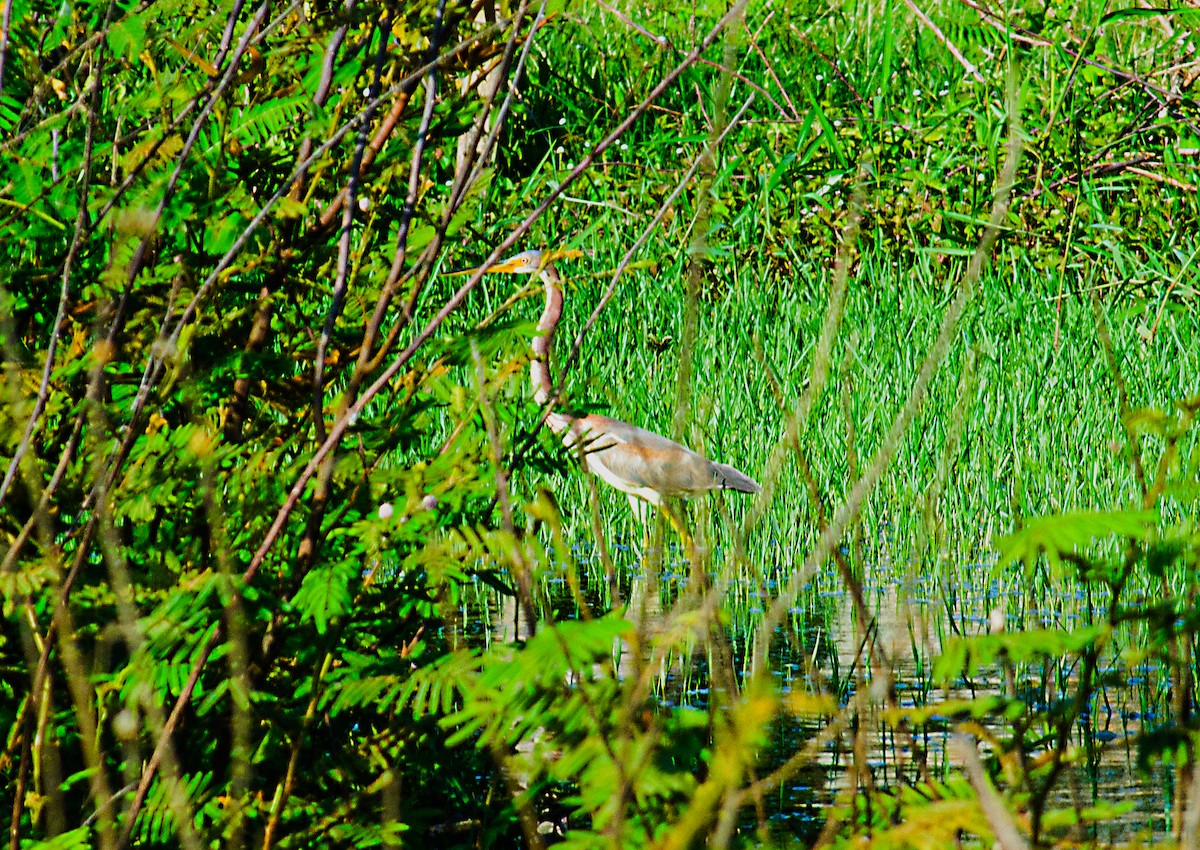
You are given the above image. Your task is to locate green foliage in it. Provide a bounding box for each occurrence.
[441,616,632,748]
[935,625,1110,681]
[997,509,1159,576]
[929,394,1200,845]
[19,827,94,850]
[2,0,1198,847]
[827,776,993,850]
[291,560,357,634]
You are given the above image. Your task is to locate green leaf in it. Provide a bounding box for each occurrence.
[108,15,147,63]
[20,826,93,849]
[227,95,308,148]
[292,561,357,634]
[1040,799,1136,831]
[0,94,20,132]
[934,625,1110,681]
[1099,6,1200,25]
[996,509,1159,573]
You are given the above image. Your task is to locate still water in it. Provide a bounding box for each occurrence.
[475,542,1174,844]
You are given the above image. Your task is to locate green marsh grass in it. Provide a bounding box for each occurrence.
[488,247,1199,569]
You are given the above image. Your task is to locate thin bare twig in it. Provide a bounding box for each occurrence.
[300,0,453,570]
[957,735,1031,850]
[903,0,986,84]
[593,0,669,47]
[357,0,540,373]
[744,11,802,119]
[311,9,390,444]
[115,634,212,848]
[7,8,122,840]
[0,0,12,101]
[560,95,758,392]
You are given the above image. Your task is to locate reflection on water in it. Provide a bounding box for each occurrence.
[474,543,1173,843]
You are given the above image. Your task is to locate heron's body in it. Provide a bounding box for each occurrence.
[556,412,759,512]
[482,249,760,540]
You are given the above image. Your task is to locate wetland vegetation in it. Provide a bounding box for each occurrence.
[2,0,1199,847]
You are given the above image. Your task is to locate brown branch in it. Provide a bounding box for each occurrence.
[959,0,1200,135]
[9,7,276,842]
[311,10,391,445]
[301,3,436,569]
[744,12,802,119]
[154,20,502,382]
[0,32,107,153]
[957,735,1030,850]
[0,37,110,513]
[903,0,985,83]
[0,0,12,104]
[694,56,792,121]
[213,0,248,65]
[1127,164,1197,192]
[1028,154,1158,201]
[260,652,332,850]
[313,87,414,232]
[361,6,535,372]
[115,630,215,849]
[112,11,520,831]
[787,24,866,103]
[5,15,125,842]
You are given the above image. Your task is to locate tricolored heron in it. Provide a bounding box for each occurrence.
[474,249,760,544]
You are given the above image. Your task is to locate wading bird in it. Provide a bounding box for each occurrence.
[470,249,760,545]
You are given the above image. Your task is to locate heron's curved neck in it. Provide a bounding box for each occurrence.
[531,264,569,432]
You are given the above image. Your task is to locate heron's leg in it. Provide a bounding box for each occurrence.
[627,495,653,551]
[658,502,693,554]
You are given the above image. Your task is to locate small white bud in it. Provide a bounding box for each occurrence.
[113,709,138,741]
[378,503,394,520]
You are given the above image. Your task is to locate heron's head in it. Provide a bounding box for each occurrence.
[484,249,584,284]
[447,248,581,282]
[487,249,546,275]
